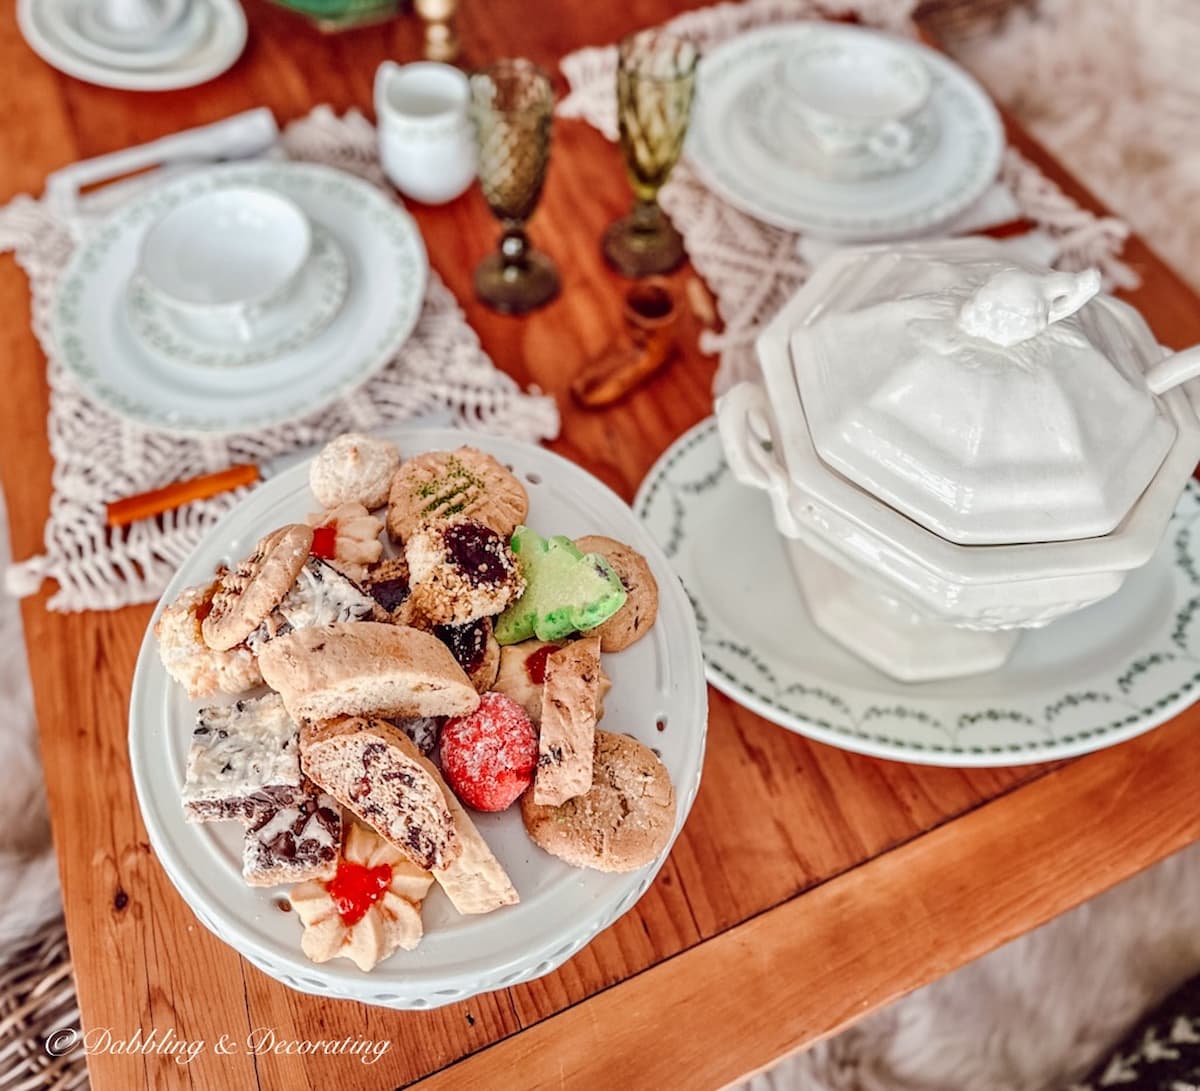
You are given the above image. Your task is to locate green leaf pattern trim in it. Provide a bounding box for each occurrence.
[636,418,1200,758]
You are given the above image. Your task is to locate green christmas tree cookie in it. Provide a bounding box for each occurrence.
[494,527,627,645]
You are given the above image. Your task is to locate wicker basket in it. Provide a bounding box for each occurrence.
[0,917,88,1091]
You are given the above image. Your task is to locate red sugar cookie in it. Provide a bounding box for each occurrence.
[439,693,538,812]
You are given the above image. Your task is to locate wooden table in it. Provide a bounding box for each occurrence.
[2,2,1199,1088]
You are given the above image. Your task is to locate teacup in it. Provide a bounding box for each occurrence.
[84,0,189,47]
[135,185,311,345]
[772,32,932,174]
[375,60,476,205]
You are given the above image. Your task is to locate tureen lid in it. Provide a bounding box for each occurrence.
[789,240,1177,545]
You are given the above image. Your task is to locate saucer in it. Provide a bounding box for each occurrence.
[51,162,427,434]
[687,23,1003,240]
[745,81,940,183]
[635,418,1200,767]
[18,0,245,91]
[61,0,210,71]
[126,225,352,370]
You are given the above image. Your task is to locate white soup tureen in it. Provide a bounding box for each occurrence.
[717,237,1200,682]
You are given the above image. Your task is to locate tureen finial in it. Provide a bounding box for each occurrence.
[957,267,1101,348]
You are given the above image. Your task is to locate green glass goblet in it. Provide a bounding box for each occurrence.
[602,29,698,278]
[469,59,560,315]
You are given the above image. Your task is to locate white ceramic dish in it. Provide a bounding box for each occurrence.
[771,28,931,171]
[136,185,312,343]
[51,162,427,434]
[129,426,707,1009]
[126,224,351,370]
[80,0,188,46]
[375,61,476,206]
[687,23,1003,239]
[61,0,205,69]
[717,238,1200,680]
[637,417,1200,766]
[18,0,245,91]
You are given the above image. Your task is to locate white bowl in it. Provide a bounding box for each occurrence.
[135,185,312,344]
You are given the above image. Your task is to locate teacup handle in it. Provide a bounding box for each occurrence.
[234,303,263,343]
[868,121,915,165]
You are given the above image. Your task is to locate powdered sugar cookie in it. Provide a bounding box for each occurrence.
[310,433,400,511]
[387,446,529,543]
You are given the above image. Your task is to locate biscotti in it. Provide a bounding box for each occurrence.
[300,716,461,871]
[534,635,603,806]
[257,621,480,722]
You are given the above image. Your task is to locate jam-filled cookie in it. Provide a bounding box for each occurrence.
[573,536,659,652]
[405,517,524,625]
[386,446,528,544]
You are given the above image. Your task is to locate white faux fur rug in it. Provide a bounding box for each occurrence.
[4,4,1200,1084]
[751,2,1200,1087]
[0,495,60,954]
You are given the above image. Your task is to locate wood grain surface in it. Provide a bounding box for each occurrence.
[1,2,1197,1089]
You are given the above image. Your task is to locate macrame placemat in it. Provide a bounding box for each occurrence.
[558,0,1138,396]
[0,106,560,613]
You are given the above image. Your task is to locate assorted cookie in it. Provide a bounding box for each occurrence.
[155,432,677,973]
[309,433,400,511]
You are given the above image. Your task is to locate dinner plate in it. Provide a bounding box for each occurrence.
[129,427,708,1009]
[636,417,1200,767]
[51,162,427,434]
[18,0,245,91]
[686,23,1004,239]
[126,225,351,370]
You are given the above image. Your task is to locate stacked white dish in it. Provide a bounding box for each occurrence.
[687,23,1005,240]
[18,0,246,90]
[717,237,1200,682]
[50,161,429,433]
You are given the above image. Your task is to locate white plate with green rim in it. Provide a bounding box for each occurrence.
[125,224,351,371]
[635,417,1200,767]
[129,427,707,1009]
[51,161,427,434]
[686,23,1004,240]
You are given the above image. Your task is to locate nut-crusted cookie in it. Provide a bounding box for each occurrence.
[202,524,314,652]
[520,731,675,873]
[573,536,659,652]
[405,518,524,625]
[386,446,528,544]
[310,433,401,511]
[154,580,263,699]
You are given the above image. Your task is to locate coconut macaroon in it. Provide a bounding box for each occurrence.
[309,432,401,511]
[405,517,525,625]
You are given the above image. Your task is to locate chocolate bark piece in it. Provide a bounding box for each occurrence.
[181,694,302,823]
[242,782,342,886]
[278,557,381,630]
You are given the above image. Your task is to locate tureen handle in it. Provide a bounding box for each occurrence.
[1144,344,1200,396]
[957,268,1101,347]
[715,382,804,539]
